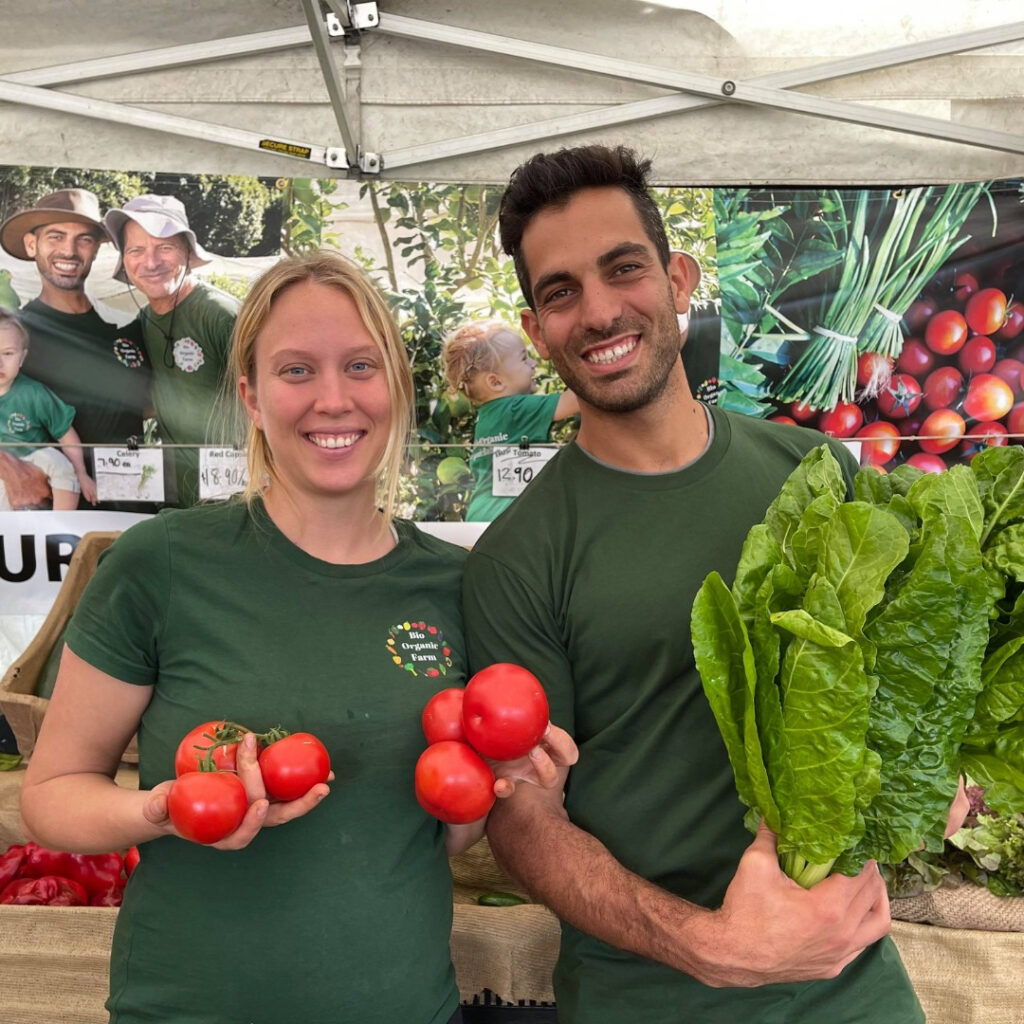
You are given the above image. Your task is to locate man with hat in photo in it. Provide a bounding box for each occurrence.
[0,188,150,508]
[104,194,239,506]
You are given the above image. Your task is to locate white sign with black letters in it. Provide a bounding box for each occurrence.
[93,447,165,503]
[199,448,249,500]
[492,446,558,498]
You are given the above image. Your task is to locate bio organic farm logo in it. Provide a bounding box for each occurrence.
[386,621,453,678]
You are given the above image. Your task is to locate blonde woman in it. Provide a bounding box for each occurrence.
[21,251,575,1024]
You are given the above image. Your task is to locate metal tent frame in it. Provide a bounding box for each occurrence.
[0,1,1022,179]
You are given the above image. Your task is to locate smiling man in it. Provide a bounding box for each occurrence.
[104,194,239,506]
[0,188,150,507]
[462,146,924,1024]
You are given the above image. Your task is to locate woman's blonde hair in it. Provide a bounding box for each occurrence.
[230,250,414,521]
[441,320,523,402]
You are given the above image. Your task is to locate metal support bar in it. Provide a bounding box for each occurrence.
[0,27,315,88]
[383,21,1024,170]
[0,78,335,167]
[301,0,358,169]
[377,14,1024,162]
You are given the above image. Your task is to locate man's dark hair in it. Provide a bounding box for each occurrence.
[498,144,671,308]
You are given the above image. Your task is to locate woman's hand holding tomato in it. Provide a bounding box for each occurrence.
[145,732,333,849]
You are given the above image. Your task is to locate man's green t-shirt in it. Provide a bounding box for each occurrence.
[66,502,467,1024]
[466,391,563,522]
[0,373,75,455]
[19,298,150,447]
[137,281,239,505]
[463,405,923,1024]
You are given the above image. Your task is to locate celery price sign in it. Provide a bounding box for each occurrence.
[199,447,249,500]
[94,447,165,503]
[492,446,557,497]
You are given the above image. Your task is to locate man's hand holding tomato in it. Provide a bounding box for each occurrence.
[489,723,578,799]
[142,733,333,850]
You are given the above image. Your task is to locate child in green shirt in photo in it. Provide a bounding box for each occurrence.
[442,320,578,521]
[0,308,96,509]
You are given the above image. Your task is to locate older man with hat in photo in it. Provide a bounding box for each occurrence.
[0,188,150,508]
[104,194,240,507]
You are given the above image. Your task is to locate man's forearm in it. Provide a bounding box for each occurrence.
[485,795,716,981]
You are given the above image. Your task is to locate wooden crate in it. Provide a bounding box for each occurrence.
[0,532,137,763]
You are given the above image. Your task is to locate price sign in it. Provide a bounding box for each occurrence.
[94,447,165,503]
[492,446,558,497]
[840,439,863,464]
[199,447,249,500]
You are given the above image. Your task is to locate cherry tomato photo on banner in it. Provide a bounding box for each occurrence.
[1008,402,1024,438]
[422,688,467,745]
[414,740,496,825]
[906,452,948,474]
[959,421,1009,461]
[855,421,901,467]
[919,409,966,455]
[957,336,997,376]
[953,271,979,304]
[788,400,819,423]
[258,732,331,802]
[993,358,1024,396]
[904,296,938,334]
[817,402,863,439]
[173,721,248,777]
[964,287,1008,337]
[963,374,1015,423]
[924,310,969,356]
[167,771,248,845]
[462,663,550,762]
[896,337,935,377]
[923,366,964,412]
[876,374,923,420]
[768,415,797,426]
[856,352,893,391]
[995,301,1024,341]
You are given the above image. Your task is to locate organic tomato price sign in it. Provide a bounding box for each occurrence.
[492,446,558,497]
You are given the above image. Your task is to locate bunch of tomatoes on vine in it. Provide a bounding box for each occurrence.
[772,262,1024,473]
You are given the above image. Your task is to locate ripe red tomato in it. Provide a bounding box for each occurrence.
[855,421,901,467]
[174,721,247,777]
[876,374,923,420]
[905,452,948,474]
[962,374,1014,423]
[167,771,248,845]
[461,663,550,761]
[768,415,797,426]
[923,366,964,411]
[957,335,997,376]
[953,271,979,304]
[924,310,969,355]
[258,733,331,802]
[422,688,466,745]
[414,740,496,824]
[788,400,819,423]
[856,352,894,391]
[124,846,140,878]
[995,301,1024,341]
[896,337,935,377]
[817,402,864,439]
[965,287,1008,337]
[992,358,1024,396]
[919,409,966,454]
[958,420,1008,461]
[904,297,938,334]
[898,415,924,439]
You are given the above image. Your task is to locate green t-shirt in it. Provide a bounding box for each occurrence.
[137,281,239,506]
[463,405,923,1024]
[20,298,150,447]
[66,501,467,1024]
[466,392,563,522]
[0,373,75,455]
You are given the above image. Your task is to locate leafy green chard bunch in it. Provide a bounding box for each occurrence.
[692,445,995,888]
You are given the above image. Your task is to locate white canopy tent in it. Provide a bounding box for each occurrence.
[0,0,1021,185]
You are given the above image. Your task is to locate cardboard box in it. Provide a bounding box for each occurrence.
[0,532,137,763]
